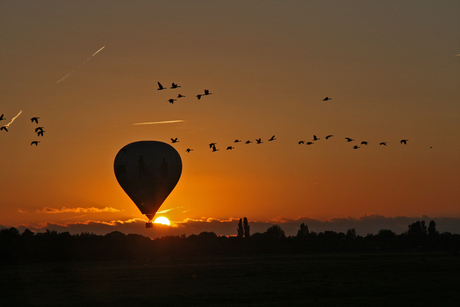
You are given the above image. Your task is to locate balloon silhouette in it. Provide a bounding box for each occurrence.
[114,141,182,228]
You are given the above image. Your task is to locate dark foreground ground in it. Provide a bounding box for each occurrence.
[1,252,459,307]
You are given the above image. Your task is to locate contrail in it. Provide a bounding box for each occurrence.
[4,110,22,127]
[133,120,184,125]
[56,46,105,84]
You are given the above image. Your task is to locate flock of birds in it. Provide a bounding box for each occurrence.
[0,114,45,146]
[154,82,411,154]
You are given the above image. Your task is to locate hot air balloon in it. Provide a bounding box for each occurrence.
[114,141,182,228]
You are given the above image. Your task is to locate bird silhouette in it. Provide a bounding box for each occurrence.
[380,142,387,146]
[35,127,44,133]
[325,135,333,139]
[400,139,408,144]
[177,94,185,98]
[306,142,314,145]
[209,142,217,148]
[168,99,177,104]
[256,138,263,144]
[361,141,368,145]
[31,141,40,146]
[171,138,179,143]
[37,130,45,136]
[353,145,360,149]
[211,144,219,152]
[269,135,276,141]
[170,83,181,89]
[157,82,166,90]
[298,141,305,144]
[196,94,202,100]
[186,148,193,153]
[204,89,212,95]
[245,140,252,144]
[313,135,319,141]
[1,126,8,132]
[234,139,242,143]
[31,117,39,124]
[0,114,5,121]
[345,138,354,142]
[227,146,234,150]
[323,97,332,101]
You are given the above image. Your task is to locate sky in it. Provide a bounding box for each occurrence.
[1,0,459,237]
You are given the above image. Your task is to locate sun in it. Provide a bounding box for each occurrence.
[153,217,170,226]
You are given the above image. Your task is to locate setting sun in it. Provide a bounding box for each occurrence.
[154,217,170,226]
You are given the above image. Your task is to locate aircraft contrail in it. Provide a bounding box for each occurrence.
[133,120,184,125]
[4,110,22,127]
[56,46,106,84]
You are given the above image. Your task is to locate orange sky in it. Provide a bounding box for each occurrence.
[1,1,459,236]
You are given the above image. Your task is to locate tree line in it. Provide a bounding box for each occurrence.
[1,219,459,264]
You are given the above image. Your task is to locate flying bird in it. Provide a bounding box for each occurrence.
[1,126,8,132]
[196,94,202,100]
[325,135,333,139]
[37,130,45,136]
[0,114,5,121]
[31,141,40,146]
[380,142,387,146]
[313,135,319,141]
[211,144,219,152]
[269,135,276,141]
[400,139,408,144]
[323,97,332,101]
[170,83,181,89]
[31,117,40,124]
[186,148,193,153]
[157,82,166,90]
[177,94,185,98]
[353,145,360,149]
[234,139,242,143]
[306,142,314,145]
[255,138,263,144]
[245,140,252,144]
[227,146,234,150]
[204,89,212,95]
[171,138,179,143]
[168,99,177,104]
[35,127,44,133]
[361,141,368,145]
[345,138,354,142]
[298,141,305,144]
[209,142,217,148]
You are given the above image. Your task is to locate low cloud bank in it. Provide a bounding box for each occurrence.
[3,215,460,238]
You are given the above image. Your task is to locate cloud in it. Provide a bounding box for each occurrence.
[37,207,122,214]
[133,120,184,125]
[3,215,460,238]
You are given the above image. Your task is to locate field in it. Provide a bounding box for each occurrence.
[1,252,459,307]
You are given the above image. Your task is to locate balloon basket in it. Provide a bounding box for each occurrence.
[146,221,153,228]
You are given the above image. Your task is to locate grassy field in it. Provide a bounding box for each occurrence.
[1,252,459,307]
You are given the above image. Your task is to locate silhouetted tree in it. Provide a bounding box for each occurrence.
[428,220,439,236]
[296,223,309,239]
[407,221,427,236]
[264,225,286,240]
[243,217,250,238]
[346,228,357,240]
[237,218,244,238]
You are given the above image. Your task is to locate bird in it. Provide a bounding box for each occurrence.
[325,135,333,139]
[298,141,305,144]
[170,83,181,89]
[234,139,242,143]
[171,138,179,143]
[31,141,40,146]
[157,82,166,90]
[209,142,217,148]
[400,139,408,144]
[211,144,219,152]
[306,142,314,145]
[177,94,185,98]
[227,146,234,150]
[353,145,360,149]
[323,97,332,101]
[204,89,212,95]
[345,137,354,142]
[35,127,44,133]
[196,94,202,100]
[313,135,319,141]
[361,141,368,145]
[1,126,8,132]
[37,130,45,136]
[380,142,387,146]
[31,117,39,124]
[256,138,263,144]
[245,140,252,144]
[268,135,276,141]
[186,148,193,153]
[168,99,177,104]
[0,114,5,121]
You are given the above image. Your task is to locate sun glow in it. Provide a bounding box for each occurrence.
[153,217,170,226]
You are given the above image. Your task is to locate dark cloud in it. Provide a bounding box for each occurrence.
[2,215,460,238]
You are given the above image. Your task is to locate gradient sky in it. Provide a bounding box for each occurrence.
[1,1,459,237]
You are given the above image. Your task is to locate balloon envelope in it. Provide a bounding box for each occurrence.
[114,141,182,221]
